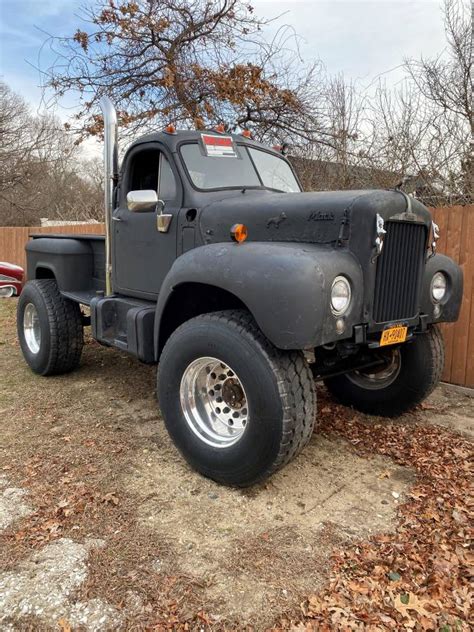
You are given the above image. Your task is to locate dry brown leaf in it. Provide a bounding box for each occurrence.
[57,618,71,632]
[347,580,370,594]
[102,492,119,506]
[393,593,432,618]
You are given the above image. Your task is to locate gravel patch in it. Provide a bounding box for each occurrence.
[0,476,33,531]
[0,538,123,631]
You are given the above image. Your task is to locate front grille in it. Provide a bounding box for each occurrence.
[373,221,426,322]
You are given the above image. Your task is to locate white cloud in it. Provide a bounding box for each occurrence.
[254,0,445,86]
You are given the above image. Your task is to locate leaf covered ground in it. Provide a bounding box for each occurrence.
[289,396,472,631]
[0,298,472,630]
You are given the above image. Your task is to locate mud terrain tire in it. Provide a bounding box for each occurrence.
[17,280,83,376]
[157,310,317,486]
[324,326,444,417]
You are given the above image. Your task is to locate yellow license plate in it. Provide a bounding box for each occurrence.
[380,325,407,346]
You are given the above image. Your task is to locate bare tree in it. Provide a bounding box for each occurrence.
[43,0,330,146]
[307,0,473,204]
[400,0,472,202]
[289,75,381,191]
[0,83,67,195]
[406,0,472,136]
[294,0,472,202]
[0,82,103,226]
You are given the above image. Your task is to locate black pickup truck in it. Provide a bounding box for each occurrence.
[17,98,462,486]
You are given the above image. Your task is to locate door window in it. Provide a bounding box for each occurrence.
[125,148,179,205]
[128,149,160,192]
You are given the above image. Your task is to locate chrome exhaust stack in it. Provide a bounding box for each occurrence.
[99,97,118,296]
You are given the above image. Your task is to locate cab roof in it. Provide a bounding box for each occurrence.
[127,129,274,154]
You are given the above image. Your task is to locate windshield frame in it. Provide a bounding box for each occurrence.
[177,140,302,194]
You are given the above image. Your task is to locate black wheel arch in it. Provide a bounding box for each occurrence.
[155,282,248,360]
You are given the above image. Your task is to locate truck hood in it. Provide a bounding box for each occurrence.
[199,189,432,248]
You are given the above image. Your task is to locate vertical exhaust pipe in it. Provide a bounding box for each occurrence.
[99,97,118,296]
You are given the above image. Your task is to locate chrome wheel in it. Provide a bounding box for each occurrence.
[23,303,41,354]
[0,286,15,298]
[180,357,249,448]
[347,349,401,390]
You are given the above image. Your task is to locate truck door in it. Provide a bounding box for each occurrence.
[112,144,181,299]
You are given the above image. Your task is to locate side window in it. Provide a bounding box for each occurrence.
[158,153,178,203]
[128,149,160,192]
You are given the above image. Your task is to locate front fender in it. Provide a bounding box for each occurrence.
[155,241,363,354]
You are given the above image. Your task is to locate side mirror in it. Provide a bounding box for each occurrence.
[127,190,158,212]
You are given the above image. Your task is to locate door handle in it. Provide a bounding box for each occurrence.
[112,216,123,222]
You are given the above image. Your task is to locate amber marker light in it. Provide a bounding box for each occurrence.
[164,123,176,134]
[230,224,248,243]
[241,129,252,138]
[215,123,226,133]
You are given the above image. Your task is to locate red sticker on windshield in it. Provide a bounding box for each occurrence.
[201,134,236,157]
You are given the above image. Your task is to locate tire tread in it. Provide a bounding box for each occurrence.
[160,309,317,484]
[324,325,445,417]
[19,280,83,375]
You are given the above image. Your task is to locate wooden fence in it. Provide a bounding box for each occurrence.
[431,205,474,388]
[0,206,473,387]
[0,224,105,271]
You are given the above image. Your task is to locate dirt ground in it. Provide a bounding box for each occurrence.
[0,298,472,630]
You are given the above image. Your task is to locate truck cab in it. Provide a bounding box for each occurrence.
[111,129,303,299]
[17,98,463,487]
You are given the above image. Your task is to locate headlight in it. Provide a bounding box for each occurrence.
[430,272,447,303]
[331,276,351,315]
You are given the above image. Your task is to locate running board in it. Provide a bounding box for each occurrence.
[61,290,99,306]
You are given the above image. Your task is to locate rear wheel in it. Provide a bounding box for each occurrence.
[17,280,83,376]
[324,326,444,417]
[157,310,317,486]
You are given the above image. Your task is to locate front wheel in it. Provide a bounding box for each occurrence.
[157,310,317,487]
[324,326,444,417]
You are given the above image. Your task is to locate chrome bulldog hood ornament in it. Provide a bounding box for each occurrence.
[429,220,440,259]
[374,213,387,258]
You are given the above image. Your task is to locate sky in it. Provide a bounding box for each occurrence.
[0,0,448,155]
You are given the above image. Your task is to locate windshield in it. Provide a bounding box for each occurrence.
[180,143,301,192]
[247,148,300,192]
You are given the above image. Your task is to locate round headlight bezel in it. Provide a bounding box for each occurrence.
[430,271,447,304]
[331,275,352,315]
